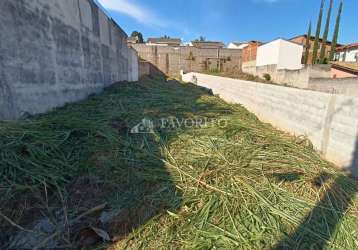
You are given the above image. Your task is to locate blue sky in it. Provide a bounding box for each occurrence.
[95,0,357,45]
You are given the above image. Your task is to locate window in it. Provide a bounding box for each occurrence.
[355,52,358,62]
[334,53,340,61]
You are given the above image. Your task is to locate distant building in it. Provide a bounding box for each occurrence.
[147,38,182,46]
[242,41,263,63]
[127,36,140,45]
[335,43,358,62]
[190,41,224,49]
[331,62,358,78]
[256,39,303,70]
[228,42,249,49]
[289,34,343,64]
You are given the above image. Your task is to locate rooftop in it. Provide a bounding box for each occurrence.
[337,43,358,51]
[332,62,358,73]
[230,42,249,46]
[191,41,225,48]
[147,38,182,45]
[290,34,343,46]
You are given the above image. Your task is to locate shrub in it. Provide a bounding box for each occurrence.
[263,73,271,81]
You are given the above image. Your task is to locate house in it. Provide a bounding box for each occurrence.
[331,62,358,78]
[335,43,358,62]
[190,41,224,49]
[127,36,139,45]
[242,41,263,63]
[289,34,342,64]
[146,38,182,46]
[256,39,303,70]
[228,42,249,49]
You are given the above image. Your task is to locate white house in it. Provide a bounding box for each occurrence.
[256,39,303,70]
[228,42,249,49]
[335,43,358,62]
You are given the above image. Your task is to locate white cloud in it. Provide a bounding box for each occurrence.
[97,0,167,27]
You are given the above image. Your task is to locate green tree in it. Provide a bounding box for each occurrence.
[304,21,312,65]
[330,1,343,61]
[312,0,325,64]
[319,0,334,63]
[194,36,206,42]
[130,31,144,43]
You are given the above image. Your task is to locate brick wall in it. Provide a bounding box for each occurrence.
[242,42,261,62]
[290,36,333,64]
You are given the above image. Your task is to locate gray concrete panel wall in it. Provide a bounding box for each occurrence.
[131,44,242,77]
[308,77,358,96]
[0,0,138,120]
[242,64,332,89]
[182,72,358,176]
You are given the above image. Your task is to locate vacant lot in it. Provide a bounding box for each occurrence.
[1,76,357,249]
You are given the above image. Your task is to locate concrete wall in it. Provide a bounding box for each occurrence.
[308,77,358,96]
[0,0,138,120]
[182,72,358,176]
[131,44,242,77]
[256,39,303,70]
[243,64,332,89]
[331,67,358,79]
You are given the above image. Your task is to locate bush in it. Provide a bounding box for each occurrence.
[263,73,271,81]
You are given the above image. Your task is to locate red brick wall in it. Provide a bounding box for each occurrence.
[242,42,260,62]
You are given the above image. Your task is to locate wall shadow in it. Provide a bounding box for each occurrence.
[349,136,358,177]
[275,137,358,249]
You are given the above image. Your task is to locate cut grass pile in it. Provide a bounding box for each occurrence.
[0,76,357,249]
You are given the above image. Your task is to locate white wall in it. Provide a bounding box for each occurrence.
[182,72,358,177]
[228,43,248,49]
[256,40,281,67]
[336,48,358,62]
[256,39,303,70]
[278,40,304,70]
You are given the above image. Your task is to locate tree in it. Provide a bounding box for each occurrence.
[130,31,144,43]
[330,1,343,61]
[304,21,312,65]
[312,0,325,64]
[319,0,333,63]
[194,36,206,42]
